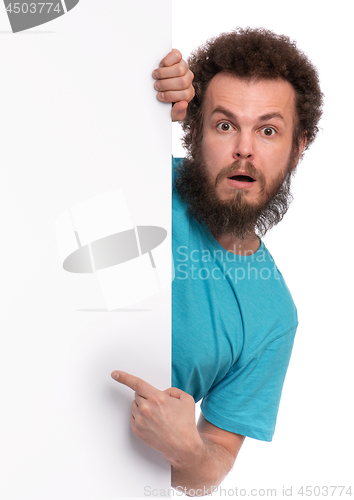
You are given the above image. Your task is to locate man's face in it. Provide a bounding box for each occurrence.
[175,73,305,239]
[200,72,299,205]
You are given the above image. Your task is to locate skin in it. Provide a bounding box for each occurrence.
[202,73,296,203]
[152,49,195,121]
[201,72,304,254]
[111,51,305,495]
[111,370,244,496]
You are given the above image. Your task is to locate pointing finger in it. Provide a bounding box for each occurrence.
[111,370,160,398]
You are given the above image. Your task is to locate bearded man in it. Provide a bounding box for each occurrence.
[111,28,323,496]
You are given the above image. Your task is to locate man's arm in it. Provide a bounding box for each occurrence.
[111,371,245,496]
[152,48,195,122]
[172,414,245,496]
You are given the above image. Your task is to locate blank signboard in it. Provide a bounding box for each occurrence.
[0,1,172,498]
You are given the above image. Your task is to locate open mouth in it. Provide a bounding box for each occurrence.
[229,175,256,183]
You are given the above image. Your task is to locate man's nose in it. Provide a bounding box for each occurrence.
[232,131,254,160]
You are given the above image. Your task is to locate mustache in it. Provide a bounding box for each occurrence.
[215,160,265,188]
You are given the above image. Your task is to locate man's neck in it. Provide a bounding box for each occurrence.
[215,232,261,256]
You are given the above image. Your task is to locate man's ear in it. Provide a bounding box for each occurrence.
[191,122,201,145]
[299,131,307,157]
[291,132,307,170]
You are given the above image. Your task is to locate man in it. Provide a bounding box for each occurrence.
[111,28,323,495]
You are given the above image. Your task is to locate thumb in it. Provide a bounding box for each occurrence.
[171,101,188,122]
[164,386,186,399]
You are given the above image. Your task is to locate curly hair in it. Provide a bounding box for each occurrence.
[182,27,323,159]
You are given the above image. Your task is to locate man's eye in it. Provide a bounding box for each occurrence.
[261,127,276,136]
[217,122,232,131]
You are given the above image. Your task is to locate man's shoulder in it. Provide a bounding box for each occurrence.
[172,156,184,183]
[239,241,298,326]
[172,156,188,218]
[172,156,184,167]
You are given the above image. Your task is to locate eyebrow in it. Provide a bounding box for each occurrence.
[211,106,285,123]
[259,112,285,122]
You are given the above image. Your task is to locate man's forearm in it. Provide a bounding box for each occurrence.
[171,434,235,496]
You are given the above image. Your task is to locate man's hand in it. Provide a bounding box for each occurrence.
[152,49,195,122]
[111,370,203,468]
[112,370,244,495]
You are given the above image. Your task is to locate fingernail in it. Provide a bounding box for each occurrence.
[152,70,158,79]
[159,92,165,100]
[111,372,119,381]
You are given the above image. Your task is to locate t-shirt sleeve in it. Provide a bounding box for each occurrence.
[200,329,296,442]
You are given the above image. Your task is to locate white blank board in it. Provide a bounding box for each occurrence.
[0,1,172,498]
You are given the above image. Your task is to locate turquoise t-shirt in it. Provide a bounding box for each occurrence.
[172,157,298,442]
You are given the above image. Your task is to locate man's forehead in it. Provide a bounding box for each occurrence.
[204,72,296,120]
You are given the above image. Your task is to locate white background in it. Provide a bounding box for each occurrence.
[0,1,172,499]
[172,0,354,498]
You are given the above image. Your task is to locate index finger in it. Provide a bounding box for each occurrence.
[111,370,160,398]
[158,48,182,68]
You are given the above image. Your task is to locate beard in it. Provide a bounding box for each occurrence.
[174,145,296,240]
